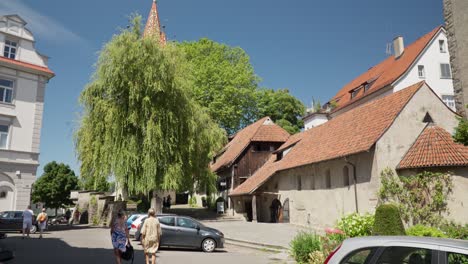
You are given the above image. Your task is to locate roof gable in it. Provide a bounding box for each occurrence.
[231,82,425,196]
[211,117,290,172]
[398,125,468,169]
[330,26,442,113]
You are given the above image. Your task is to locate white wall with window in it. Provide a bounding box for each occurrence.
[0,79,13,104]
[394,29,455,110]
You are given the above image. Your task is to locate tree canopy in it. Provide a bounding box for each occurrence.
[178,38,259,134]
[178,38,305,135]
[256,88,305,134]
[75,17,225,196]
[31,161,78,210]
[453,117,468,145]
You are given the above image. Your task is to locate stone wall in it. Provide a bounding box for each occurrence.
[444,0,468,116]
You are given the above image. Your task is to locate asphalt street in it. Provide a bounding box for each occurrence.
[0,226,279,264]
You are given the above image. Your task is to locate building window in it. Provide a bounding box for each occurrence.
[439,39,446,53]
[364,83,371,92]
[351,89,359,99]
[417,65,425,78]
[440,63,452,79]
[3,40,17,59]
[325,169,331,189]
[0,125,9,149]
[442,95,456,110]
[343,166,350,186]
[0,191,6,199]
[0,79,13,104]
[297,175,302,191]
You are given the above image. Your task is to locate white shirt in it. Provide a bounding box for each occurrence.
[23,209,33,223]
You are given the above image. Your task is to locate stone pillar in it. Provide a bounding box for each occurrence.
[444,0,468,117]
[252,195,257,222]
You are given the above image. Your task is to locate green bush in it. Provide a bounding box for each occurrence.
[188,196,198,208]
[373,204,405,236]
[290,232,321,263]
[336,213,375,237]
[406,225,447,238]
[440,222,468,240]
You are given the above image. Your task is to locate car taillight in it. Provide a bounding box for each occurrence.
[131,224,136,229]
[324,244,341,264]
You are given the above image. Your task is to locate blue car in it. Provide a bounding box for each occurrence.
[126,214,144,230]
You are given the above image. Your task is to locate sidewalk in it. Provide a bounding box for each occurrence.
[201,221,310,249]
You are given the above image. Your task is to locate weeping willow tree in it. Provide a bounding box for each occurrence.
[75,16,225,201]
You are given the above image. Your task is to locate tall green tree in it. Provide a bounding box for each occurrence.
[453,118,468,145]
[178,38,260,134]
[75,17,225,197]
[31,161,78,214]
[256,88,306,134]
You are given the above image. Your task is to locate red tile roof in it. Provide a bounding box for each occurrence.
[0,56,54,77]
[211,117,290,173]
[330,26,442,113]
[231,82,425,196]
[397,125,468,169]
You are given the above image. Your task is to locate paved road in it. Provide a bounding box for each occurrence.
[0,227,279,264]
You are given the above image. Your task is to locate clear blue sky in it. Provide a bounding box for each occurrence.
[0,0,444,176]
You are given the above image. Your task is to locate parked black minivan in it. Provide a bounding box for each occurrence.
[135,215,224,252]
[0,211,38,233]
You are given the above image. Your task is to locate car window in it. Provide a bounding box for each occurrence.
[176,217,198,229]
[376,247,432,264]
[158,216,175,226]
[341,248,377,264]
[0,212,11,218]
[447,252,468,264]
[14,212,23,218]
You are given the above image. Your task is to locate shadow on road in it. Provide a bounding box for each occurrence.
[0,236,145,264]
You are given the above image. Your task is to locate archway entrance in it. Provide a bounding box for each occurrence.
[282,198,290,223]
[270,198,282,223]
[0,184,15,211]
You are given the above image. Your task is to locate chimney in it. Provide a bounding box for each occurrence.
[393,36,404,58]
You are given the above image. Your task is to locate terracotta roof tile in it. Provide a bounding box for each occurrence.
[231,82,425,196]
[330,26,441,113]
[0,56,54,76]
[211,117,290,172]
[398,125,468,169]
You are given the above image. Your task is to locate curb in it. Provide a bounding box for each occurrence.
[225,237,288,251]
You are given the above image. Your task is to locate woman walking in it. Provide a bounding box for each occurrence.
[36,208,48,238]
[111,210,130,264]
[141,208,162,264]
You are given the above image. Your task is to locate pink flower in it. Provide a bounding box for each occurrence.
[325,227,345,235]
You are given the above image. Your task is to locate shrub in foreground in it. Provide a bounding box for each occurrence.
[373,204,405,236]
[290,232,321,263]
[406,225,446,238]
[336,213,374,237]
[440,222,468,240]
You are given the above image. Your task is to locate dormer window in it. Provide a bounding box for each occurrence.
[4,40,17,59]
[364,83,371,92]
[351,89,359,99]
[439,40,446,53]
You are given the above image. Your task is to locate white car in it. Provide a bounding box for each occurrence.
[129,215,147,237]
[326,236,468,264]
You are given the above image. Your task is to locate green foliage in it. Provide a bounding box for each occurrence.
[406,224,447,238]
[255,88,305,134]
[178,38,259,134]
[290,232,322,264]
[79,176,109,192]
[75,16,225,196]
[453,117,468,145]
[311,97,322,113]
[378,168,453,226]
[373,204,405,236]
[440,222,468,240]
[188,196,198,208]
[336,213,375,237]
[31,161,79,210]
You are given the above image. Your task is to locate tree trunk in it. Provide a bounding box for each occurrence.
[150,190,162,214]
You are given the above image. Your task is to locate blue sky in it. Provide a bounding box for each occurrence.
[0,0,444,176]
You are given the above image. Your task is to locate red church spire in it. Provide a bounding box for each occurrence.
[143,0,167,45]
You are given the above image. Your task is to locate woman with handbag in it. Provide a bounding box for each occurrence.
[36,208,48,239]
[111,210,130,264]
[141,208,162,264]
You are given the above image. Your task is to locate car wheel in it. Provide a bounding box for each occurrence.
[30,225,37,234]
[201,238,216,253]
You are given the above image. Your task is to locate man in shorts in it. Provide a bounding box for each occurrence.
[22,205,34,239]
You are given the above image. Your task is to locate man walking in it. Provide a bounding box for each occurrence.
[36,208,48,239]
[22,205,34,239]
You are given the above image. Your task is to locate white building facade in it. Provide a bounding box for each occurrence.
[0,15,54,211]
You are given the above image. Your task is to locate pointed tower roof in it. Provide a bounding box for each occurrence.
[143,0,167,45]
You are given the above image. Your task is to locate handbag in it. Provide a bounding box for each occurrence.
[121,243,134,263]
